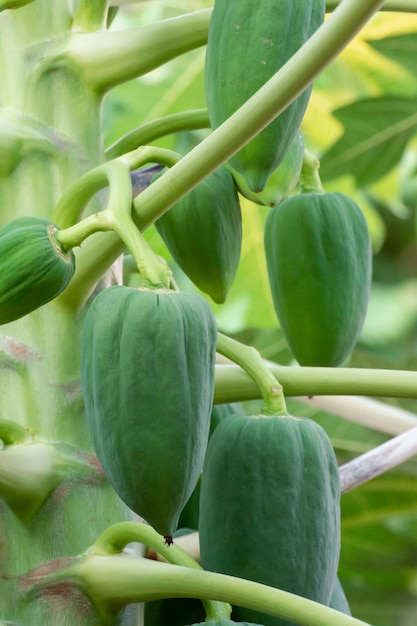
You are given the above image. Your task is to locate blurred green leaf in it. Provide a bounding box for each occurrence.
[367,33,417,79]
[320,95,417,185]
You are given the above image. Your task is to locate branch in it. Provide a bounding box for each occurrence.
[339,426,417,493]
[294,395,417,436]
[327,0,417,10]
[214,364,417,404]
[66,10,211,93]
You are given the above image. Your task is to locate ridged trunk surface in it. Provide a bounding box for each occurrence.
[0,2,140,624]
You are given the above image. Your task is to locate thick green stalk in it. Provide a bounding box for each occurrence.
[66,10,212,93]
[90,523,231,622]
[33,557,374,626]
[105,109,210,160]
[216,333,287,415]
[214,364,417,403]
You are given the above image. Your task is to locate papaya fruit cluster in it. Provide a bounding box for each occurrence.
[144,407,348,626]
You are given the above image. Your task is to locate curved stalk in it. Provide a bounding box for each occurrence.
[89,522,231,622]
[105,109,210,161]
[66,10,211,93]
[53,146,180,230]
[133,0,385,226]
[216,333,287,415]
[48,557,374,626]
[56,157,172,287]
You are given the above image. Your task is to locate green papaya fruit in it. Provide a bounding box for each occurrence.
[0,216,75,325]
[155,167,242,304]
[205,0,325,192]
[264,191,372,366]
[209,403,240,437]
[81,286,217,541]
[178,403,242,531]
[199,413,341,626]
[231,132,304,207]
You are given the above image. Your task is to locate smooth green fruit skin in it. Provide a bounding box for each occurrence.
[264,192,372,366]
[0,216,75,325]
[205,0,325,192]
[81,286,217,538]
[232,132,304,207]
[155,167,242,304]
[199,414,341,626]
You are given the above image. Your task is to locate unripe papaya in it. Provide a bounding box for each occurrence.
[177,403,241,531]
[81,286,217,541]
[199,413,341,626]
[231,132,304,207]
[0,216,75,325]
[155,167,242,304]
[205,0,325,192]
[264,192,372,366]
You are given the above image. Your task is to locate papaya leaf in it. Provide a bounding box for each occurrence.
[367,33,417,78]
[319,95,417,185]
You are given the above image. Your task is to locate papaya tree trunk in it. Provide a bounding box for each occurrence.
[0,2,140,624]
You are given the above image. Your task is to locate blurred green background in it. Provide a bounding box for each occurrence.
[105,3,417,623]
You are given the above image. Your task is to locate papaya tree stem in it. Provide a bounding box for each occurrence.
[214,363,417,404]
[216,333,287,415]
[52,146,181,230]
[105,109,210,161]
[56,156,173,288]
[66,10,211,93]
[89,522,231,622]
[38,556,375,626]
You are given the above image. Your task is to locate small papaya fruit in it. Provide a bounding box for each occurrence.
[81,286,217,541]
[155,167,242,304]
[0,216,75,325]
[199,413,341,626]
[205,0,325,192]
[264,191,372,366]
